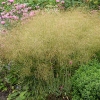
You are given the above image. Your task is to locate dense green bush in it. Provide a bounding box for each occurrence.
[72,60,100,100]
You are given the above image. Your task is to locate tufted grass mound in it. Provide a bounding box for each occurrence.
[0,10,100,79]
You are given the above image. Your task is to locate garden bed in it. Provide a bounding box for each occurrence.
[0,0,100,100]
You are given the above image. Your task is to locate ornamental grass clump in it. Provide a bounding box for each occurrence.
[0,10,100,79]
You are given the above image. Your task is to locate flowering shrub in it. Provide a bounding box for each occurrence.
[0,0,35,29]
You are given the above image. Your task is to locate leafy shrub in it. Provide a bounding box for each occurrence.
[72,60,100,100]
[0,61,19,94]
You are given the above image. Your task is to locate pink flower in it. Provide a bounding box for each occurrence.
[1,21,5,25]
[23,13,28,16]
[1,16,5,19]
[2,13,11,19]
[23,9,28,13]
[6,16,10,19]
[29,11,35,17]
[15,6,20,10]
[1,2,6,4]
[2,15,9,19]
[21,4,27,8]
[61,0,65,4]
[1,12,5,16]
[9,16,13,19]
[8,0,14,3]
[12,15,19,20]
[69,60,73,65]
[10,12,13,15]
[6,13,10,16]
[23,4,27,8]
[15,4,27,10]
[56,0,60,2]
[22,13,28,19]
[2,30,7,34]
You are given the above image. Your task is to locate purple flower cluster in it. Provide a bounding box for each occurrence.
[0,0,35,26]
